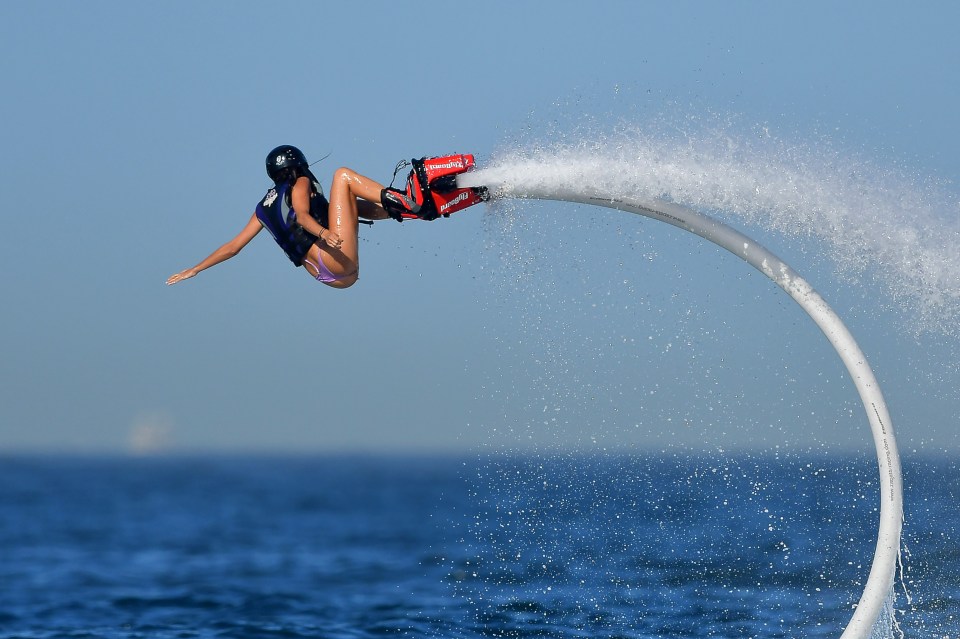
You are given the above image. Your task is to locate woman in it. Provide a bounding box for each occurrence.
[166,145,419,289]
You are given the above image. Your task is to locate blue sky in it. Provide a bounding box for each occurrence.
[1,1,957,455]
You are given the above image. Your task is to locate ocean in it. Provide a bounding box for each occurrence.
[1,452,956,638]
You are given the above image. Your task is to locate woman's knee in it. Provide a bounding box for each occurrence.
[333,166,359,188]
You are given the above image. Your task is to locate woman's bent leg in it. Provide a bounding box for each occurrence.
[319,167,387,281]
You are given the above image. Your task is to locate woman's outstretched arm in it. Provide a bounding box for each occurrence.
[166,214,263,285]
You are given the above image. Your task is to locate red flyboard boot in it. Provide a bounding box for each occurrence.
[421,154,476,190]
[381,154,489,221]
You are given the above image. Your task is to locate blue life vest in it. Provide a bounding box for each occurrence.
[255,177,329,266]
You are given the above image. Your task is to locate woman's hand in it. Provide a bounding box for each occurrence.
[320,229,343,250]
[166,268,198,285]
[165,214,263,287]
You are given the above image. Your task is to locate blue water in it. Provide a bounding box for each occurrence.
[1,453,956,638]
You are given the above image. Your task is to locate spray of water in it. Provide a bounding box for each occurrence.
[461,123,960,336]
[456,120,960,638]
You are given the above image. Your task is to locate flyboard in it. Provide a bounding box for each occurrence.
[382,154,489,221]
[393,155,903,638]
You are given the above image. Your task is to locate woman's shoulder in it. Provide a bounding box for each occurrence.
[292,175,314,192]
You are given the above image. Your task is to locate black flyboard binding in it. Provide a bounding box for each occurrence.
[381,154,489,222]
